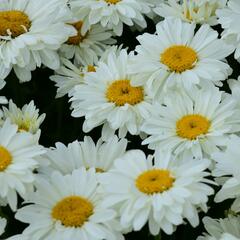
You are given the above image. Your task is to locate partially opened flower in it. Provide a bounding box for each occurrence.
[1,100,46,134]
[155,0,226,26]
[38,135,128,176]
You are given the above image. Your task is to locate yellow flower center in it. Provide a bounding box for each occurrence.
[161,45,198,73]
[0,146,12,171]
[136,169,175,195]
[106,80,144,106]
[67,21,87,45]
[0,10,31,37]
[51,196,94,227]
[17,122,30,132]
[87,65,96,72]
[105,0,121,4]
[176,114,210,140]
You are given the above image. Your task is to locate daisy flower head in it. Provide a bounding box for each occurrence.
[38,135,128,177]
[1,100,46,134]
[217,0,240,62]
[212,135,240,204]
[16,168,123,240]
[50,46,121,98]
[0,119,45,211]
[197,216,240,240]
[128,17,234,99]
[70,0,151,36]
[70,48,154,139]
[141,85,239,158]
[50,58,95,98]
[99,149,213,235]
[0,0,76,83]
[155,0,227,26]
[59,11,116,65]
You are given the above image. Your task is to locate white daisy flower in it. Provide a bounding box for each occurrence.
[50,46,121,98]
[141,85,239,157]
[212,135,240,204]
[59,14,116,65]
[0,0,75,83]
[70,49,154,139]
[99,149,213,235]
[38,135,128,176]
[1,100,46,134]
[0,119,45,210]
[128,17,234,98]
[197,216,240,240]
[50,58,96,98]
[15,168,124,240]
[70,0,150,36]
[0,217,6,236]
[217,0,240,62]
[155,0,227,26]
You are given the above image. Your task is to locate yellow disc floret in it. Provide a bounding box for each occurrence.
[106,80,144,106]
[67,21,87,45]
[161,45,198,73]
[104,0,121,4]
[52,196,94,227]
[136,169,175,195]
[0,10,31,37]
[0,146,12,171]
[176,114,211,140]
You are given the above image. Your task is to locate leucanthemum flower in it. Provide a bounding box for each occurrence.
[0,119,45,210]
[70,49,154,139]
[197,216,240,240]
[99,149,213,235]
[212,135,240,204]
[38,135,127,176]
[141,86,239,157]
[15,168,123,240]
[59,14,116,65]
[0,0,75,83]
[70,0,150,36]
[155,0,227,26]
[217,0,240,62]
[50,58,96,98]
[50,46,121,98]
[1,100,46,134]
[128,18,233,98]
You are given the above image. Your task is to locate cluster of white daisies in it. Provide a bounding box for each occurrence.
[1,0,240,239]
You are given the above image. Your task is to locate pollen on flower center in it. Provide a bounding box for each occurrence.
[104,0,121,4]
[87,65,96,72]
[136,169,175,195]
[51,196,94,227]
[67,21,87,45]
[161,45,198,73]
[0,10,31,37]
[176,114,211,140]
[0,146,12,171]
[106,80,144,106]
